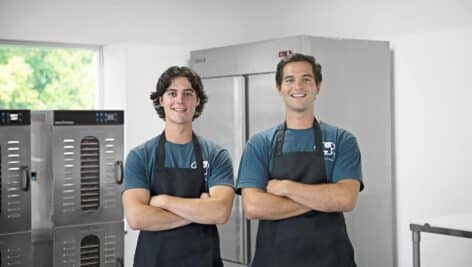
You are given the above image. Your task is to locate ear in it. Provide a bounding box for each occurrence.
[315,83,321,95]
[277,85,282,95]
[196,97,200,106]
[159,95,164,106]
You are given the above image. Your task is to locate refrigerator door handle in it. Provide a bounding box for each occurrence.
[114,160,124,184]
[233,76,249,263]
[20,165,30,191]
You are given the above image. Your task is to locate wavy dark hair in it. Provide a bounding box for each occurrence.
[275,53,323,87]
[150,66,208,120]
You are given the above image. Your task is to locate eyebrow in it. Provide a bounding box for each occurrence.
[284,74,314,79]
[166,88,195,92]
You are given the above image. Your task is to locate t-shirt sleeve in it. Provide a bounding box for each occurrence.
[124,149,150,190]
[236,136,271,194]
[207,148,234,189]
[331,134,364,191]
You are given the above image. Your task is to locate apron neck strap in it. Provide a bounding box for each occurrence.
[157,130,205,174]
[275,118,323,157]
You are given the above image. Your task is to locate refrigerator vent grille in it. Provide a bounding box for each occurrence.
[80,137,100,211]
[6,139,21,219]
[80,235,100,267]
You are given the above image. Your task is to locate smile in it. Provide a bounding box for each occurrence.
[171,107,187,112]
[290,93,306,98]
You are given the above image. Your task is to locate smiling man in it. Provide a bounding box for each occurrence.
[122,66,234,267]
[237,53,364,267]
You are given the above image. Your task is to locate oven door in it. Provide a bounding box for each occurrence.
[51,124,123,226]
[0,123,31,234]
[53,222,124,266]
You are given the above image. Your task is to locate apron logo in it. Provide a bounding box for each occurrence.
[322,142,336,161]
[190,160,209,176]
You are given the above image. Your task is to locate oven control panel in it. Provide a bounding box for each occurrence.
[0,110,30,126]
[53,110,124,125]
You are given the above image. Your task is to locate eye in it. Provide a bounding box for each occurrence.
[303,77,314,83]
[184,91,195,97]
[167,91,177,97]
[284,77,294,83]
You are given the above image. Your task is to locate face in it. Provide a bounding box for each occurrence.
[159,76,200,126]
[277,61,319,114]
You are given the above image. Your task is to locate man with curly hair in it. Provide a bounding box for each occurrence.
[123,66,234,267]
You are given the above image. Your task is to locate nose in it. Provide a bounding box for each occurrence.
[294,78,304,89]
[176,92,184,103]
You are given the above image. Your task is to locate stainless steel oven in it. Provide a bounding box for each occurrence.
[31,110,124,227]
[1,110,33,266]
[30,110,125,267]
[53,222,124,267]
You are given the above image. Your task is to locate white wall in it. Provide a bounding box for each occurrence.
[0,0,252,47]
[384,27,472,267]
[2,1,472,266]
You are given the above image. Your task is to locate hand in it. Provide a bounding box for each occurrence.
[149,194,169,208]
[266,179,290,196]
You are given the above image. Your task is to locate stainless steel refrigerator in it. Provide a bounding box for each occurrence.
[0,110,33,267]
[191,35,393,267]
[31,110,125,266]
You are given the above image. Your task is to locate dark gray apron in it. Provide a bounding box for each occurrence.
[252,119,356,267]
[134,132,223,267]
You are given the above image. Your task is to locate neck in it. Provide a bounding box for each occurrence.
[285,111,315,129]
[164,122,193,144]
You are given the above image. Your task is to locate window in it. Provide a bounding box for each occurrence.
[0,41,102,109]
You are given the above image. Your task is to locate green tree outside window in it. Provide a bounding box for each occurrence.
[0,44,98,109]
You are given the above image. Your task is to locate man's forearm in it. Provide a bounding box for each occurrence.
[242,188,311,220]
[153,194,232,225]
[123,189,191,231]
[126,203,191,231]
[272,179,360,212]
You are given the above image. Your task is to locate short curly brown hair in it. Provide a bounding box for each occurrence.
[150,66,208,120]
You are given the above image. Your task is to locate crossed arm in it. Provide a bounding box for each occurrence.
[242,179,360,220]
[123,185,234,231]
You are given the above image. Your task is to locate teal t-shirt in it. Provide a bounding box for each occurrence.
[236,121,363,192]
[124,134,234,191]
